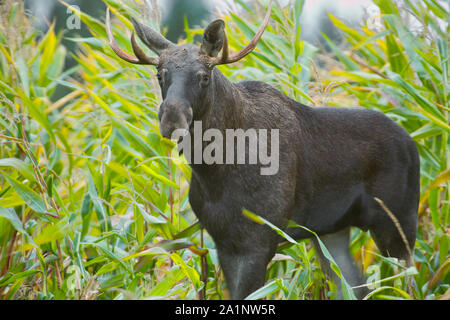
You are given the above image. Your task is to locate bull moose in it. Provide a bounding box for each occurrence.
[106,0,419,299]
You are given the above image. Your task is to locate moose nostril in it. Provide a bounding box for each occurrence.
[161,131,171,139]
[160,123,172,138]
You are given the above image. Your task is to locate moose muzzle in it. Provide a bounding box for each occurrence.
[158,100,193,139]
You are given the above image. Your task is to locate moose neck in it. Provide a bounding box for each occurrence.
[187,67,246,191]
[194,68,245,133]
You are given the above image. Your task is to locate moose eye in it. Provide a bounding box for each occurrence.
[198,71,210,88]
[157,69,166,84]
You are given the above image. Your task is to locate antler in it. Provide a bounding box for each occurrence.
[106,8,159,65]
[208,0,272,67]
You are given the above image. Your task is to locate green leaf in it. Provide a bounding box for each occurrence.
[36,248,47,295]
[65,37,104,49]
[0,270,40,287]
[136,203,166,224]
[123,247,168,261]
[141,164,179,189]
[80,193,92,239]
[4,176,46,214]
[0,158,36,183]
[0,205,35,245]
[245,279,283,300]
[242,209,298,244]
[147,265,186,298]
[386,70,449,131]
[9,2,19,24]
[322,32,359,71]
[170,253,200,288]
[91,242,133,275]
[438,234,448,266]
[173,222,201,239]
[16,55,29,97]
[87,166,109,232]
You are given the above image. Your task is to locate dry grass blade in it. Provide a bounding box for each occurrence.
[374,197,413,264]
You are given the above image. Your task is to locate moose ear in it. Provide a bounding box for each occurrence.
[200,19,225,57]
[131,17,174,56]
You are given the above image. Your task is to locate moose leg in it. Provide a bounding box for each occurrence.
[217,245,277,300]
[312,228,368,299]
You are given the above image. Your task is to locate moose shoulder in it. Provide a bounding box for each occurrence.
[107,0,420,300]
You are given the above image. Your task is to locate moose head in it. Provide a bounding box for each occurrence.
[106,1,272,139]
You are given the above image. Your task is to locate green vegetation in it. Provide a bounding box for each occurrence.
[0,0,448,300]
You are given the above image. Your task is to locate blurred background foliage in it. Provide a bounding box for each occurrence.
[0,0,448,300]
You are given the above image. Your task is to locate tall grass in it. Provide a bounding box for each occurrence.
[0,0,204,300]
[0,0,448,300]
